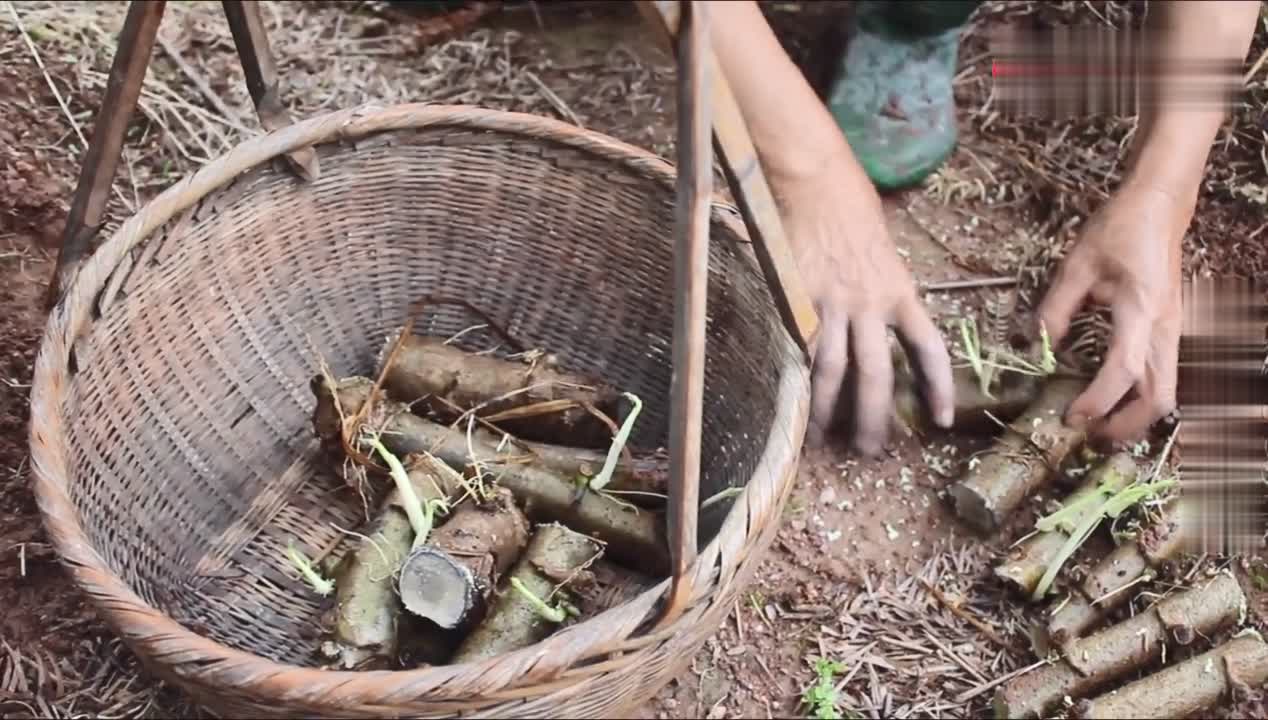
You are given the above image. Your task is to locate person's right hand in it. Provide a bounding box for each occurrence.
[777,149,955,455]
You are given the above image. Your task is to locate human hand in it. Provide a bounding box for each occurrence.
[1037,185,1186,443]
[779,151,955,455]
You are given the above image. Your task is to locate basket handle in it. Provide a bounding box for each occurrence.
[640,0,819,629]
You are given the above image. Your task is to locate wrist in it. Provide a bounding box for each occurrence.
[1122,109,1223,204]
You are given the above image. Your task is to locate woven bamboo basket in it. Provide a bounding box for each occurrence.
[29,104,810,718]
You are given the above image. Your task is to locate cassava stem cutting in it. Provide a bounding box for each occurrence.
[397,486,529,630]
[951,377,1087,533]
[994,572,1246,719]
[321,456,463,669]
[313,376,667,501]
[313,376,670,574]
[893,352,1040,435]
[994,452,1138,597]
[452,522,602,663]
[377,333,625,448]
[1072,631,1268,720]
[1046,503,1184,646]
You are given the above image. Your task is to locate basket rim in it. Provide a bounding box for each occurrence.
[28,102,809,708]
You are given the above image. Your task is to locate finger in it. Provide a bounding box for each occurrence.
[1099,322,1181,441]
[1095,394,1155,444]
[894,296,955,428]
[1037,259,1095,345]
[1067,307,1152,428]
[851,317,894,457]
[808,309,849,447]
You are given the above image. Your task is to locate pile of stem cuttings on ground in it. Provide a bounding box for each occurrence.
[902,319,1268,719]
[294,313,674,671]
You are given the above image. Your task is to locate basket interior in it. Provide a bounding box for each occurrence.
[58,125,804,665]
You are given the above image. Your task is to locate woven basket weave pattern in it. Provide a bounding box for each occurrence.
[32,105,809,717]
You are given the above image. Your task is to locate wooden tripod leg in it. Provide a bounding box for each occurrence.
[222,0,319,181]
[45,0,167,311]
[658,0,712,630]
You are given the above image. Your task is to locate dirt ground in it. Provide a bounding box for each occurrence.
[1,1,1266,718]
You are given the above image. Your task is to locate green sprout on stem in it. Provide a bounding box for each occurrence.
[286,539,335,596]
[368,436,439,549]
[1031,476,1178,601]
[510,577,568,623]
[588,392,643,493]
[955,318,1058,399]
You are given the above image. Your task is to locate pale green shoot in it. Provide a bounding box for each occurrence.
[510,577,568,623]
[1031,476,1179,601]
[1035,479,1119,534]
[368,436,430,549]
[589,392,643,493]
[286,539,335,596]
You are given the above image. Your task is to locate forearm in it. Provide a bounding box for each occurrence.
[1124,1,1260,203]
[705,1,860,187]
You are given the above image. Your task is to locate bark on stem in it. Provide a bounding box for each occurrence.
[994,452,1138,596]
[1073,633,1268,720]
[994,572,1246,719]
[951,378,1087,533]
[377,333,625,448]
[452,522,603,662]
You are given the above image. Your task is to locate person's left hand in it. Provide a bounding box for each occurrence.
[1037,184,1188,444]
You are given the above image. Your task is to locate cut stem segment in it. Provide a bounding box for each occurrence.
[994,572,1246,719]
[995,452,1138,597]
[397,486,530,630]
[951,378,1087,533]
[452,522,603,663]
[1072,631,1268,720]
[377,333,625,448]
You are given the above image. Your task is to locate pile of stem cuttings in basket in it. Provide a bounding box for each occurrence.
[297,313,673,671]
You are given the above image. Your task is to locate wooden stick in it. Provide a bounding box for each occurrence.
[635,0,819,356]
[221,0,319,181]
[46,0,167,309]
[659,0,711,629]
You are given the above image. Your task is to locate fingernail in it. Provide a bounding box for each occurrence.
[937,407,954,429]
[1067,413,1088,431]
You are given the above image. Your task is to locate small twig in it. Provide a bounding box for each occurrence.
[1090,572,1153,606]
[920,579,1013,651]
[155,32,247,127]
[523,69,583,127]
[920,276,1018,292]
[1244,43,1268,86]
